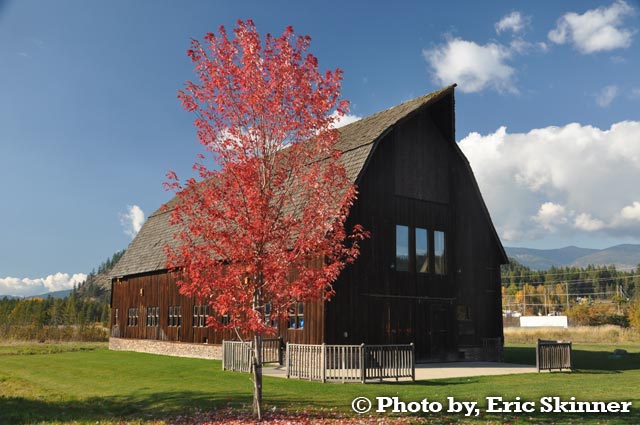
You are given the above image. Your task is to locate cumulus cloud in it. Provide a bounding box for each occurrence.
[120,205,145,238]
[423,38,516,94]
[534,202,568,231]
[330,111,362,128]
[0,273,87,298]
[495,11,529,34]
[574,213,606,231]
[548,1,636,53]
[458,121,640,242]
[621,201,640,221]
[596,85,619,107]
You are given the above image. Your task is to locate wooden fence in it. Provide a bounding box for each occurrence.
[222,340,252,373]
[222,338,283,373]
[536,339,572,372]
[286,343,415,383]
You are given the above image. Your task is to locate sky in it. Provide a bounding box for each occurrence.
[1,1,639,296]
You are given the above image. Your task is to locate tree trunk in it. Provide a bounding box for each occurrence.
[252,333,263,420]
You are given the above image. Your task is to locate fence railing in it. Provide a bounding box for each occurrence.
[287,342,415,383]
[222,338,283,373]
[363,344,415,381]
[222,340,252,373]
[536,339,572,372]
[262,337,283,364]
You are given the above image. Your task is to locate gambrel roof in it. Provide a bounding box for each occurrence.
[111,85,506,278]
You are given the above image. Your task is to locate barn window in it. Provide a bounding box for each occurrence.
[169,306,182,327]
[264,302,277,328]
[415,227,429,273]
[193,305,210,327]
[127,307,138,326]
[395,225,409,271]
[146,306,159,327]
[288,302,304,329]
[220,314,230,325]
[434,230,446,275]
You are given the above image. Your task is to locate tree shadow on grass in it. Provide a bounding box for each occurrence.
[505,346,640,372]
[0,391,251,424]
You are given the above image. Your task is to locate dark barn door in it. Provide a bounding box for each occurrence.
[413,301,453,361]
[429,303,452,360]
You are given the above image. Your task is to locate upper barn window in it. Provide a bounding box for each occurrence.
[415,227,429,273]
[395,225,409,271]
[395,225,447,276]
[434,230,446,275]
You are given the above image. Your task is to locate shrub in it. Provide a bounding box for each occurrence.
[629,300,640,329]
[566,303,628,327]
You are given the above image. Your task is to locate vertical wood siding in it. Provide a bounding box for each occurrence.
[111,271,324,345]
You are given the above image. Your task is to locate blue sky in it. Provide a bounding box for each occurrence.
[1,1,639,295]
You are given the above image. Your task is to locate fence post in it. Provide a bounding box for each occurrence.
[278,337,284,366]
[286,342,290,378]
[410,342,415,382]
[536,339,541,372]
[360,343,365,383]
[321,343,326,383]
[222,340,226,370]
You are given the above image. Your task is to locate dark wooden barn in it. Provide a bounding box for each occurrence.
[110,85,508,361]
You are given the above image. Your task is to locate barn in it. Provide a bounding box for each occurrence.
[109,85,508,362]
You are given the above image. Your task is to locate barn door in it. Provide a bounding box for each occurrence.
[413,301,430,361]
[429,303,451,360]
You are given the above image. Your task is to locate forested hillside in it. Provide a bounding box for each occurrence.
[0,250,125,341]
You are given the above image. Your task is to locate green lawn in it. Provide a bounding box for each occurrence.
[0,342,639,424]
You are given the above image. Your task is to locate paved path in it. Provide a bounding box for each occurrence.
[262,362,537,381]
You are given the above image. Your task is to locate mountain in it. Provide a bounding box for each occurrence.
[571,244,640,270]
[27,289,73,299]
[0,289,73,300]
[505,244,640,270]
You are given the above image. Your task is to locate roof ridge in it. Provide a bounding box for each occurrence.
[337,84,456,133]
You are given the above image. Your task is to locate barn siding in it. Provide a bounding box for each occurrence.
[111,271,323,345]
[325,99,503,361]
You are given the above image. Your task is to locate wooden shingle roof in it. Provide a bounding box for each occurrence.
[110,86,456,278]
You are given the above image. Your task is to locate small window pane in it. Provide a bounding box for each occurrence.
[415,228,428,273]
[434,230,446,275]
[395,225,409,271]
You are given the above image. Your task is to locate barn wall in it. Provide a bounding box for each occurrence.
[110,271,324,345]
[325,96,504,361]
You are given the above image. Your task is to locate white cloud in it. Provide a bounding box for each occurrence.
[330,112,362,128]
[621,201,640,221]
[630,88,640,98]
[596,85,619,107]
[0,273,87,297]
[423,38,515,94]
[534,202,568,231]
[120,205,145,238]
[574,213,606,231]
[548,1,636,54]
[496,11,529,34]
[458,121,640,242]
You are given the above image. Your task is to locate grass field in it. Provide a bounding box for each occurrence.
[1,341,639,424]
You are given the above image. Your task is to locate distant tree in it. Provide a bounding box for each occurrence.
[166,20,367,419]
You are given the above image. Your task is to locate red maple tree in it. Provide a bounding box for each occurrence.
[165,20,367,419]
